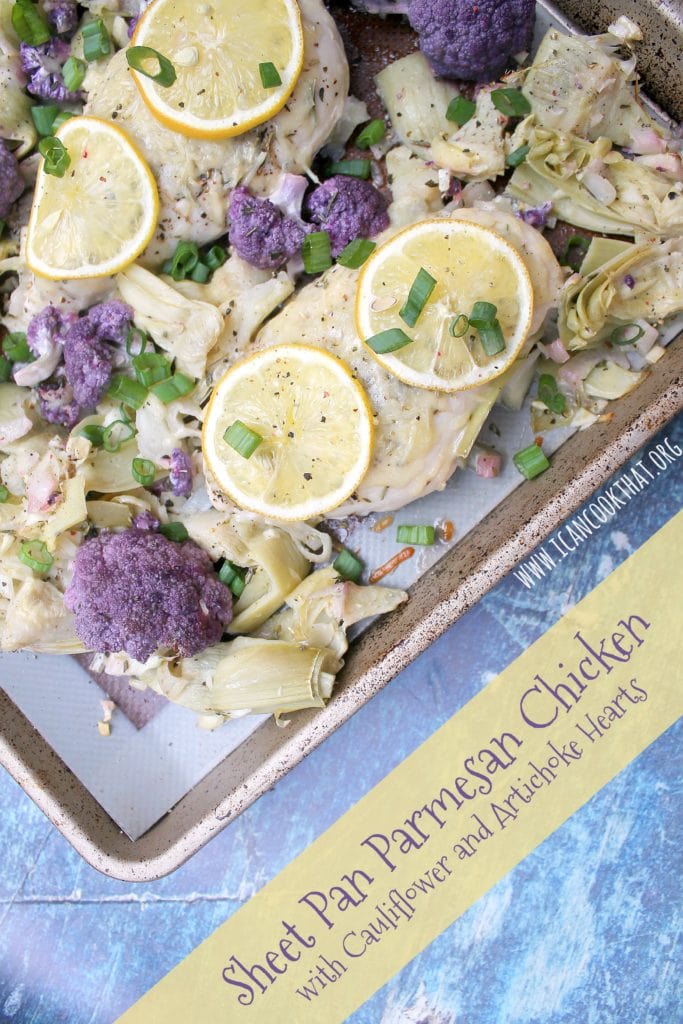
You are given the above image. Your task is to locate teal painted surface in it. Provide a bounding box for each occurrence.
[0,414,681,1024]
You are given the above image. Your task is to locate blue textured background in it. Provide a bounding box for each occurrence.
[1,414,681,1024]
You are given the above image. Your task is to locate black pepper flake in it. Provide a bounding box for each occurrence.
[303,472,312,480]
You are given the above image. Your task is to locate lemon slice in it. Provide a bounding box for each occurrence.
[130,0,304,139]
[26,116,158,280]
[203,344,374,522]
[355,218,534,392]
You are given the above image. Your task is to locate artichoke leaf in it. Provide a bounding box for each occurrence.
[0,53,37,156]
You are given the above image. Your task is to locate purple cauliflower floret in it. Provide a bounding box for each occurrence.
[0,141,24,219]
[228,185,310,270]
[15,304,76,388]
[19,38,81,103]
[132,511,160,531]
[408,0,536,83]
[64,528,233,662]
[516,200,553,229]
[63,301,133,409]
[169,448,193,498]
[304,176,389,257]
[44,0,79,36]
[36,374,82,429]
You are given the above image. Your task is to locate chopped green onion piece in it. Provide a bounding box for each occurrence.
[333,547,363,582]
[107,374,148,409]
[159,521,189,542]
[469,301,497,327]
[445,96,476,126]
[2,332,32,362]
[11,0,51,46]
[31,104,58,137]
[82,18,111,62]
[38,136,70,177]
[356,118,386,149]
[513,443,550,480]
[161,258,173,275]
[149,372,195,403]
[19,539,53,574]
[399,267,437,328]
[336,238,376,269]
[537,373,567,415]
[133,352,172,387]
[223,420,263,459]
[102,419,136,453]
[0,220,5,238]
[449,314,469,337]
[610,322,646,346]
[79,424,104,447]
[0,356,12,382]
[396,524,435,546]
[52,111,73,131]
[366,328,413,354]
[477,321,505,356]
[259,61,282,88]
[490,88,531,118]
[131,457,156,486]
[218,559,247,597]
[168,240,199,281]
[205,245,227,271]
[125,325,149,356]
[506,144,529,167]
[327,159,372,179]
[190,261,210,283]
[560,235,590,267]
[0,485,9,503]
[127,45,177,87]
[302,231,332,274]
[62,56,87,92]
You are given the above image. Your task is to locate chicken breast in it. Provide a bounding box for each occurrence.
[83,0,348,261]
[257,263,500,517]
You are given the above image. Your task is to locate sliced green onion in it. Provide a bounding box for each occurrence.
[537,373,567,415]
[609,322,646,347]
[302,231,332,274]
[327,159,372,179]
[259,61,282,88]
[356,118,386,149]
[477,321,505,356]
[102,419,136,453]
[2,332,32,362]
[333,547,363,582]
[205,245,227,271]
[127,45,176,87]
[399,267,437,328]
[366,328,413,354]
[491,88,531,118]
[11,0,51,46]
[0,356,12,382]
[190,261,210,283]
[396,525,435,546]
[223,420,263,459]
[469,301,498,327]
[449,314,469,337]
[506,144,530,168]
[131,457,156,486]
[445,96,476,126]
[0,220,5,238]
[38,136,70,177]
[336,238,376,269]
[218,559,247,597]
[107,374,148,409]
[133,352,172,387]
[78,424,105,447]
[161,258,173,275]
[560,234,590,267]
[19,539,53,574]
[168,240,199,281]
[31,104,58,137]
[125,325,149,356]
[62,56,87,92]
[513,443,550,480]
[149,372,195,403]
[52,111,73,131]
[0,485,9,503]
[159,521,189,543]
[82,19,111,62]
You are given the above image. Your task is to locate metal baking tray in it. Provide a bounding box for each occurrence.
[1,0,681,880]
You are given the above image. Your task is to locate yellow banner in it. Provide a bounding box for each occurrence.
[119,512,682,1024]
